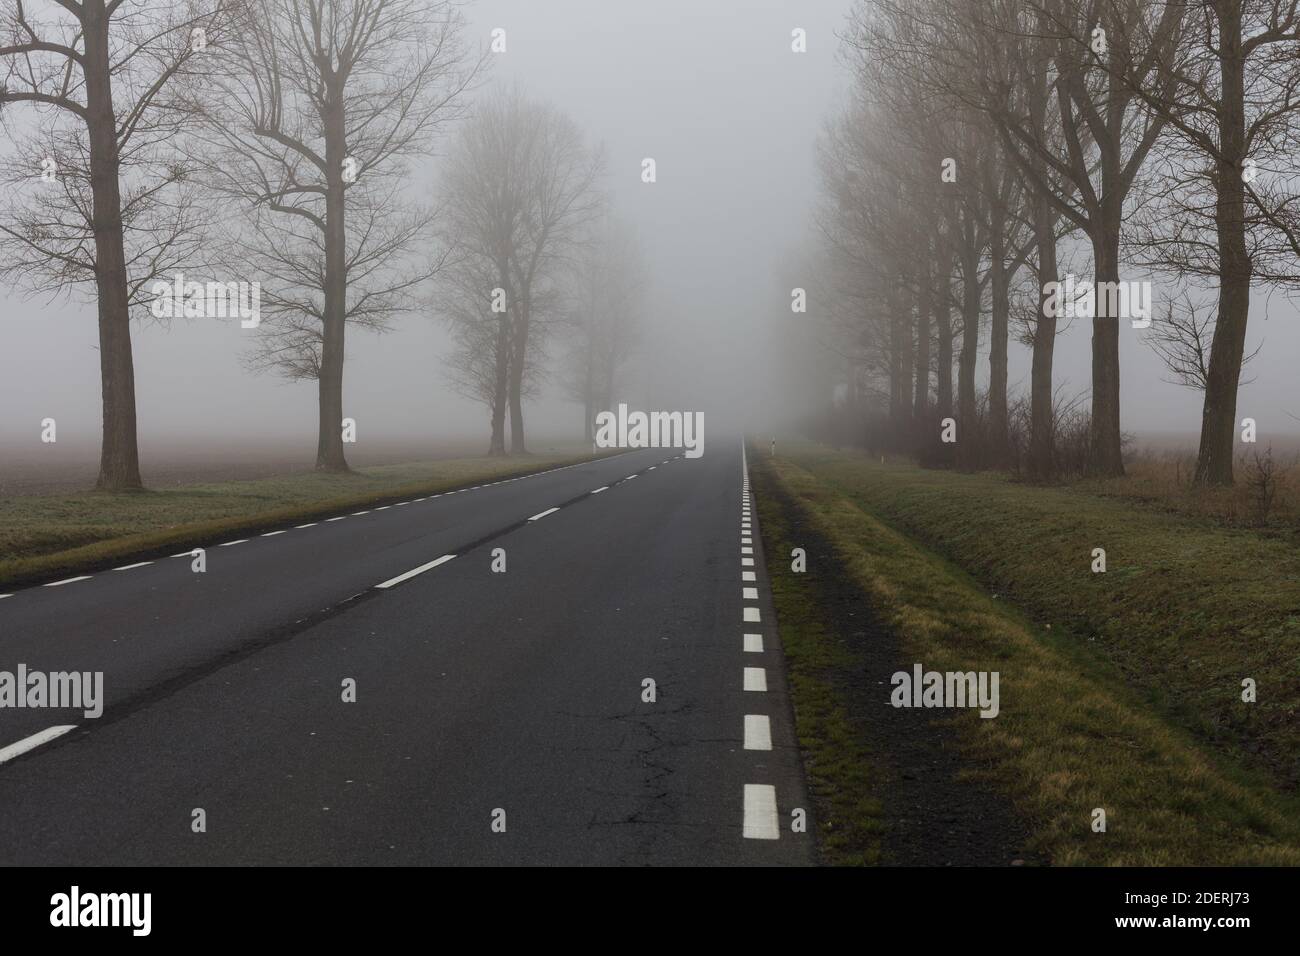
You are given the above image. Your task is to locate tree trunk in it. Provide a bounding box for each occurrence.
[1029,195,1058,480]
[508,297,529,455]
[490,309,509,455]
[957,245,980,470]
[987,232,1010,466]
[84,3,143,491]
[1088,210,1124,477]
[914,258,931,418]
[1195,9,1251,487]
[935,277,953,419]
[317,85,350,473]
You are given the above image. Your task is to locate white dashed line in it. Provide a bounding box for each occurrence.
[375,554,456,590]
[591,486,609,494]
[0,595,11,600]
[327,516,347,522]
[743,667,768,692]
[352,511,370,516]
[741,547,753,555]
[0,725,76,766]
[742,557,754,567]
[296,523,318,529]
[743,784,779,839]
[43,576,92,588]
[528,507,560,521]
[744,715,772,750]
[742,571,756,581]
[743,607,761,622]
[744,633,764,653]
[376,506,391,511]
[261,531,287,537]
[743,587,758,600]
[219,540,248,547]
[625,474,638,480]
[113,561,153,571]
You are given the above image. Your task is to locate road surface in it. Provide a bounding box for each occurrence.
[0,441,812,865]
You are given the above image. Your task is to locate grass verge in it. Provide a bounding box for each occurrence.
[0,452,609,590]
[754,445,1300,865]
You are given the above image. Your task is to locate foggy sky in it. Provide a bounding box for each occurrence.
[1,0,1297,465]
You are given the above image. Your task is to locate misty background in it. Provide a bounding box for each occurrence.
[2,0,1297,480]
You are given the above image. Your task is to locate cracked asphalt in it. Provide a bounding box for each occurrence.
[0,442,811,865]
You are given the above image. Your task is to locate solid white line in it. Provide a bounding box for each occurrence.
[744,667,768,692]
[261,531,287,537]
[743,587,759,600]
[43,576,91,588]
[0,725,76,766]
[742,571,756,581]
[744,715,772,750]
[744,607,761,622]
[744,633,764,653]
[219,540,247,547]
[113,561,153,571]
[742,784,779,840]
[591,486,609,494]
[375,554,456,590]
[296,523,318,529]
[529,507,560,521]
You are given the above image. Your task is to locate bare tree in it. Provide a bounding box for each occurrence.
[191,0,477,472]
[0,0,238,490]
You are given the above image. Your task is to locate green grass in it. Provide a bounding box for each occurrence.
[754,444,1300,865]
[0,453,601,590]
[751,466,884,865]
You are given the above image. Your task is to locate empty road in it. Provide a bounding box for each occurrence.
[0,441,812,865]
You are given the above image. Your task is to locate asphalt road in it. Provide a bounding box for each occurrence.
[0,441,812,865]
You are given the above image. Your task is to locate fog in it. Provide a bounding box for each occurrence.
[2,0,1298,478]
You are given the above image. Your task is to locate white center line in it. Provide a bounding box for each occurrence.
[742,784,779,840]
[0,725,76,766]
[113,561,153,571]
[743,667,768,692]
[744,715,772,750]
[375,554,456,590]
[528,507,560,521]
[744,633,764,653]
[43,576,92,587]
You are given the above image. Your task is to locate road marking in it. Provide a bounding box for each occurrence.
[395,502,410,507]
[744,607,761,622]
[591,486,609,494]
[743,587,758,600]
[43,576,92,588]
[296,523,318,529]
[351,511,370,516]
[742,557,754,567]
[219,540,248,547]
[742,537,752,544]
[648,466,657,471]
[625,474,638,480]
[744,667,768,692]
[742,571,756,581]
[0,595,10,600]
[744,633,763,653]
[744,715,772,750]
[327,516,346,522]
[741,547,753,555]
[261,531,287,537]
[375,554,456,590]
[113,561,153,571]
[742,784,779,840]
[529,507,560,521]
[171,551,194,558]
[0,725,76,766]
[376,506,391,511]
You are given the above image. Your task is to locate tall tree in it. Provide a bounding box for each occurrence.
[0,0,236,490]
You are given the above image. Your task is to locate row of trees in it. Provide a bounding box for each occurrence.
[814,0,1300,484]
[1,1,644,489]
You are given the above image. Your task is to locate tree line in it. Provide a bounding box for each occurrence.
[812,0,1300,484]
[0,0,643,490]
